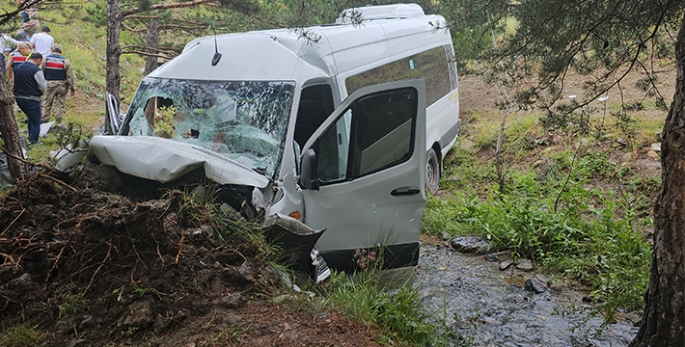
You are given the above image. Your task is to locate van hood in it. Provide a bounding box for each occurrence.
[89,136,270,188]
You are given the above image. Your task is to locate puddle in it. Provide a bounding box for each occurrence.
[414,243,638,346]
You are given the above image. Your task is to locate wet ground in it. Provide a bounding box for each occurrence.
[414,243,638,347]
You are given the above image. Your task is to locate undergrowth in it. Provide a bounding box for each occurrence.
[425,111,660,322]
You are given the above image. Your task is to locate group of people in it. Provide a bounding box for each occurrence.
[2,26,75,144]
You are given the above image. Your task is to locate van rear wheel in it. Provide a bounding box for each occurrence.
[426,148,440,195]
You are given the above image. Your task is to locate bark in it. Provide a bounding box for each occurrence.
[0,78,26,180]
[106,0,122,135]
[144,19,159,75]
[629,12,685,347]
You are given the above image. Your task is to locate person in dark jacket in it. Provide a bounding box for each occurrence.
[40,44,75,124]
[14,52,46,144]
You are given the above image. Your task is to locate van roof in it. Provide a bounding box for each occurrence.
[150,6,450,82]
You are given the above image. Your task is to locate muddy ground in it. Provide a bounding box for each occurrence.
[0,172,382,347]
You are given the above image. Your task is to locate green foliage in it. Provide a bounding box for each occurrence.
[58,292,89,318]
[425,133,655,321]
[321,271,436,346]
[0,322,41,347]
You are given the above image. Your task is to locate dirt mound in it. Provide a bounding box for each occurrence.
[0,173,381,346]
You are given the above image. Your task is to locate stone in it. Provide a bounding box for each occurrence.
[484,253,501,262]
[525,274,548,293]
[239,262,256,282]
[120,300,155,328]
[449,235,492,255]
[439,231,451,241]
[646,150,660,159]
[651,142,661,152]
[616,137,627,145]
[515,259,534,271]
[621,152,632,162]
[499,259,514,271]
[221,293,246,308]
[78,315,94,330]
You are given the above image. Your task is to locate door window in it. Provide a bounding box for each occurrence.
[317,88,417,184]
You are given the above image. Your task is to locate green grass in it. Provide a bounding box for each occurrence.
[307,270,438,347]
[58,292,89,318]
[0,322,41,347]
[426,116,659,320]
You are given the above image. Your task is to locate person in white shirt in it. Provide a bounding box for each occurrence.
[30,26,54,56]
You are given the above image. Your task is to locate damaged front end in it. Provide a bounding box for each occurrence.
[54,78,328,281]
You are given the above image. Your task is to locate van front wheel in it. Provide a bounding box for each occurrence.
[426,148,440,195]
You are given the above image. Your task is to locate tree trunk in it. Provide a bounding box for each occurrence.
[144,19,159,75]
[0,77,26,180]
[105,0,121,135]
[629,13,685,347]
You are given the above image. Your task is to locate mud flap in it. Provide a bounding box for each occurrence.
[261,213,330,282]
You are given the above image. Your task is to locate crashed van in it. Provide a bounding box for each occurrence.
[77,4,460,276]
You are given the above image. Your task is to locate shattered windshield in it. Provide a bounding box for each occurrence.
[124,77,295,179]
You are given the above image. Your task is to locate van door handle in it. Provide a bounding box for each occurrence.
[391,187,421,196]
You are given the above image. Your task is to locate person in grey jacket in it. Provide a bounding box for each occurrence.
[13,52,46,144]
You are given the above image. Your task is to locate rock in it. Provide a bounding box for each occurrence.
[651,142,661,152]
[449,235,492,255]
[621,152,632,162]
[439,231,451,241]
[48,123,69,135]
[239,262,256,282]
[525,274,548,293]
[54,320,73,336]
[273,294,298,305]
[646,150,660,159]
[484,253,501,262]
[78,315,94,330]
[120,300,155,328]
[6,273,34,293]
[516,259,535,271]
[499,259,514,271]
[616,137,627,146]
[221,293,246,308]
[625,312,642,326]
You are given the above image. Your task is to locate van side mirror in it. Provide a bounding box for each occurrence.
[300,148,319,190]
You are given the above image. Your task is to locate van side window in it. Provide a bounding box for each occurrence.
[317,88,417,184]
[345,45,453,105]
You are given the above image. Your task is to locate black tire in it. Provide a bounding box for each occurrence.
[426,148,440,195]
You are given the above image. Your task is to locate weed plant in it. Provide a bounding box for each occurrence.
[316,270,438,347]
[0,321,41,347]
[425,123,657,320]
[58,292,89,318]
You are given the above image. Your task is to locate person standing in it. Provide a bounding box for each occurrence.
[29,26,53,56]
[40,44,74,124]
[6,42,31,85]
[14,52,46,144]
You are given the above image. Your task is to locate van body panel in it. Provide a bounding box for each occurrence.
[300,80,426,268]
[88,136,270,187]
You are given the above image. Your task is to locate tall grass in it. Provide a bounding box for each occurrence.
[425,110,659,320]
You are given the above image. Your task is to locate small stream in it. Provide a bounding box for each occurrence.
[413,243,638,347]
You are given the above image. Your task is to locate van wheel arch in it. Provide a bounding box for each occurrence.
[426,145,441,196]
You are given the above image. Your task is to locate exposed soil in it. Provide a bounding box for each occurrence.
[0,172,381,347]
